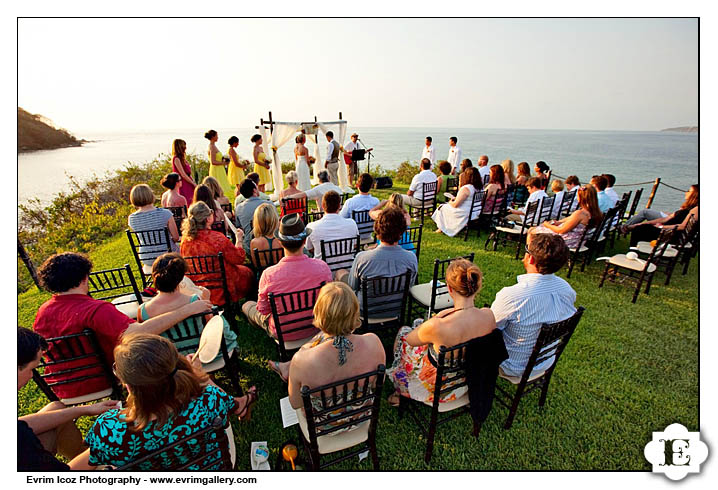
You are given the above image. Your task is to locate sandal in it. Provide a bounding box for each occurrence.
[267,360,289,383]
[235,386,259,421]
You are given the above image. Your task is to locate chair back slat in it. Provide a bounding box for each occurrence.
[351,210,375,241]
[446,177,458,195]
[268,283,325,359]
[429,254,475,313]
[398,225,423,262]
[558,190,577,217]
[164,205,187,232]
[359,271,412,331]
[626,188,643,219]
[511,185,529,208]
[537,195,556,223]
[319,236,360,274]
[183,253,231,307]
[281,197,308,219]
[113,416,232,471]
[304,210,325,224]
[126,228,172,287]
[87,264,143,306]
[252,247,285,280]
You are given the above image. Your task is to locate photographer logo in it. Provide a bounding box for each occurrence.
[644,423,708,481]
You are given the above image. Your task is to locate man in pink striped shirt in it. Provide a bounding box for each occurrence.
[242,214,332,341]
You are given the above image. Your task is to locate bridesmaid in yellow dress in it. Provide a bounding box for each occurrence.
[251,133,271,193]
[204,129,235,201]
[227,135,247,196]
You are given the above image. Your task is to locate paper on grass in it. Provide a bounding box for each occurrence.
[280,396,299,428]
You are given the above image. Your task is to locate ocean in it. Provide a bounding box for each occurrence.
[18,127,697,212]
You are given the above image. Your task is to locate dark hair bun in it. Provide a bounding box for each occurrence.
[204,130,217,140]
[160,173,181,190]
[151,253,187,292]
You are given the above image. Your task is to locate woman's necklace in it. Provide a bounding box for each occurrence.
[319,334,354,366]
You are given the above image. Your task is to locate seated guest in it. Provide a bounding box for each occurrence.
[280,171,303,200]
[128,183,179,255]
[506,177,548,222]
[549,179,565,219]
[436,160,453,204]
[625,184,699,246]
[346,207,417,289]
[249,203,282,268]
[17,327,118,471]
[284,170,343,212]
[516,161,532,186]
[194,183,229,235]
[483,165,507,213]
[491,232,576,378]
[242,214,332,341]
[137,253,237,363]
[460,158,473,174]
[534,161,550,190]
[236,178,265,252]
[477,155,490,182]
[591,175,612,213]
[602,174,619,207]
[432,167,481,236]
[160,172,188,209]
[533,185,603,249]
[32,252,212,400]
[565,175,581,213]
[73,333,258,470]
[386,259,497,406]
[305,191,359,262]
[203,176,232,209]
[180,202,253,307]
[502,159,516,186]
[234,172,272,207]
[268,283,385,429]
[340,173,380,219]
[401,158,438,208]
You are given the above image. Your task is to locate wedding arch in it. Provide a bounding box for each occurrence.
[256,111,352,199]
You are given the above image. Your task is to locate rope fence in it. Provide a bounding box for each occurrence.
[550,173,687,192]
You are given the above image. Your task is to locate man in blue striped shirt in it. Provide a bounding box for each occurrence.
[491,231,577,378]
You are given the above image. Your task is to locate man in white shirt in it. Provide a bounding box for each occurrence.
[342,133,372,188]
[602,174,619,207]
[324,131,341,185]
[340,173,380,241]
[447,136,462,175]
[287,170,343,211]
[477,155,491,183]
[421,136,435,167]
[507,177,548,222]
[401,158,438,208]
[306,191,359,264]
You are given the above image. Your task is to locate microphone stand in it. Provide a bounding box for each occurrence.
[357,138,373,174]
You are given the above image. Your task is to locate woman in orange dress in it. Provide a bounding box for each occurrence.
[180,201,254,307]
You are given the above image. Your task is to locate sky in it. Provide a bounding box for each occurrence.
[17,18,697,133]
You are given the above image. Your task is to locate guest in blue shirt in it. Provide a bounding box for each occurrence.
[591,175,612,213]
[340,173,380,219]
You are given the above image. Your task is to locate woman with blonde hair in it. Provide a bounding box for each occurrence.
[205,129,235,201]
[128,184,180,258]
[172,139,196,205]
[73,333,257,470]
[280,170,303,199]
[268,282,385,403]
[501,159,516,186]
[202,176,233,223]
[387,258,496,406]
[249,203,282,267]
[180,202,253,307]
[369,192,411,226]
[533,184,603,249]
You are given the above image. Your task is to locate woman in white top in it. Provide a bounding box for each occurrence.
[294,134,312,192]
[432,167,480,237]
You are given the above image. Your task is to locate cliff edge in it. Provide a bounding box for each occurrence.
[18,107,84,152]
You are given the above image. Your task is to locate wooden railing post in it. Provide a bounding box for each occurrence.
[17,239,41,289]
[645,177,661,209]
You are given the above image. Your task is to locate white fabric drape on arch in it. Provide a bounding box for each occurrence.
[258,126,273,193]
[305,133,322,185]
[269,122,301,200]
[317,121,351,193]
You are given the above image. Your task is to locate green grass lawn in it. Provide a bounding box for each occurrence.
[17,184,698,470]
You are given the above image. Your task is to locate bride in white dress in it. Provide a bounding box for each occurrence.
[294,133,312,192]
[432,167,481,237]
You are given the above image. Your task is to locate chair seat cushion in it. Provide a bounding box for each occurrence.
[607,254,657,273]
[274,334,316,351]
[498,366,546,384]
[410,283,453,310]
[201,346,234,373]
[111,294,141,319]
[359,315,399,325]
[61,388,114,406]
[495,226,524,235]
[568,245,589,253]
[142,263,153,274]
[360,236,375,246]
[635,241,678,258]
[421,393,470,413]
[297,409,370,454]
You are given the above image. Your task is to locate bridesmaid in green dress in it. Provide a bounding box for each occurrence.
[204,129,235,201]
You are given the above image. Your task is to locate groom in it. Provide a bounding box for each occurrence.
[324,131,341,185]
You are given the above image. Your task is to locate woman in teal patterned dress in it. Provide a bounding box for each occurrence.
[70,333,258,470]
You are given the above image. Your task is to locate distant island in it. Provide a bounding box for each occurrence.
[18,107,85,152]
[661,126,698,133]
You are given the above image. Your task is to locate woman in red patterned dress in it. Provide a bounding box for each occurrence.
[180,201,254,306]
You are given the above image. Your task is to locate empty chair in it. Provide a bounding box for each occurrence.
[398,224,423,263]
[408,253,475,317]
[495,307,585,429]
[358,271,412,333]
[352,209,376,248]
[87,264,144,319]
[126,228,172,288]
[485,200,540,258]
[320,235,361,277]
[281,196,308,219]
